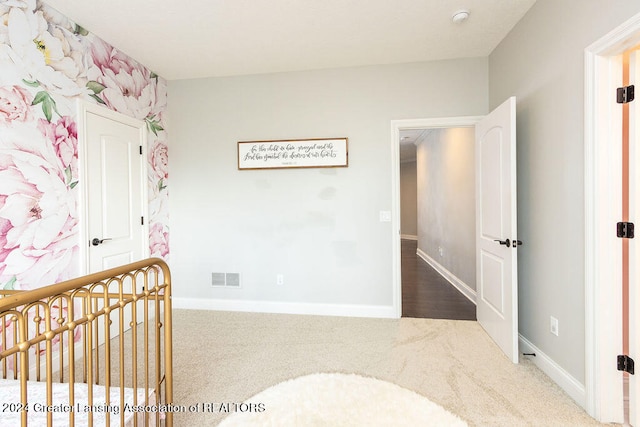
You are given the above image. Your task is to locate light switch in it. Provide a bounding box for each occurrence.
[379,211,391,222]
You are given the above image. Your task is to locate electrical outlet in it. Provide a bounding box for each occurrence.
[276,274,284,285]
[438,247,444,257]
[550,316,559,336]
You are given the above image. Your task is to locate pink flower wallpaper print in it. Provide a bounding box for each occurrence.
[0,0,170,291]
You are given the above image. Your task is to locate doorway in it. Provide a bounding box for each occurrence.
[398,127,476,320]
[392,98,519,364]
[77,100,150,276]
[77,101,150,339]
[390,116,483,321]
[584,12,640,423]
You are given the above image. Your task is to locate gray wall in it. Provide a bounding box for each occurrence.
[400,160,418,238]
[416,128,476,290]
[168,59,488,310]
[490,0,640,384]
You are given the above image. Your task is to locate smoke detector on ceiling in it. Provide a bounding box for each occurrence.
[452,10,470,24]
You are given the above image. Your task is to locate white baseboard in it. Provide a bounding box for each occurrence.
[415,248,476,304]
[519,335,586,408]
[172,297,398,319]
[401,234,418,241]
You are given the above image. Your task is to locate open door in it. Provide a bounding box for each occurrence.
[629,49,640,427]
[475,96,519,363]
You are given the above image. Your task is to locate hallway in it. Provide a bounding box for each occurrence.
[401,239,476,320]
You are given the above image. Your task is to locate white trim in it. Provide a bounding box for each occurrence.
[77,100,150,276]
[171,298,397,319]
[390,116,483,319]
[519,335,586,408]
[584,12,640,422]
[416,248,476,304]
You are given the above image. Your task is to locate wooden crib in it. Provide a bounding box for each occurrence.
[0,258,173,426]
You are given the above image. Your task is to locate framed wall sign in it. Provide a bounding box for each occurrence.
[237,137,348,170]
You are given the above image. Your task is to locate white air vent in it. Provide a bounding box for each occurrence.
[212,272,241,288]
[226,273,241,287]
[212,273,226,287]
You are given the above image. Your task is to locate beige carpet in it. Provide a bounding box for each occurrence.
[171,309,610,426]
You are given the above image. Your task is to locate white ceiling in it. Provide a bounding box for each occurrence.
[42,0,536,81]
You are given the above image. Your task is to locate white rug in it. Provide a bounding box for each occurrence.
[219,373,468,426]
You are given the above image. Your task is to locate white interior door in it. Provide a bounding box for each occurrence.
[85,109,147,273]
[81,103,149,339]
[629,49,640,426]
[475,96,519,363]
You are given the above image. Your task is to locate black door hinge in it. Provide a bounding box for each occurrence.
[141,216,144,226]
[617,85,635,104]
[618,355,635,374]
[617,222,635,239]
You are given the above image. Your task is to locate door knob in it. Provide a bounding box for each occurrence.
[494,238,511,247]
[91,238,112,246]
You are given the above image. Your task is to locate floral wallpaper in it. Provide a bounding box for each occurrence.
[0,0,169,291]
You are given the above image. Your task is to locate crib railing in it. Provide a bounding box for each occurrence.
[0,258,173,426]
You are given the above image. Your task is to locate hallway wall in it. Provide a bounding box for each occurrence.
[400,160,418,237]
[416,127,475,291]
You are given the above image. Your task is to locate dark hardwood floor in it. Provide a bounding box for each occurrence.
[401,239,476,320]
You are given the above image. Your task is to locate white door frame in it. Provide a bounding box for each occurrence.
[76,100,150,276]
[584,12,640,422]
[390,116,483,318]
